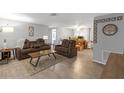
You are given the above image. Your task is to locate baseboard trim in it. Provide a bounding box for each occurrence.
[93,51,123,65]
[93,60,106,65]
[110,51,122,54]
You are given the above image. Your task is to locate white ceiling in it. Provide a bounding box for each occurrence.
[0,13,108,28]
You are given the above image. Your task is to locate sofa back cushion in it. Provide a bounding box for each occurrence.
[62,39,70,48]
[23,38,46,49]
[36,38,45,46]
[16,39,25,49]
[23,39,30,49]
[69,40,76,48]
[29,41,37,48]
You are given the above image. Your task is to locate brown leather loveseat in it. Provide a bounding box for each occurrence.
[55,39,77,58]
[15,38,50,60]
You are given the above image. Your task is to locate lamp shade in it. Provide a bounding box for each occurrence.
[2,26,14,32]
[43,35,48,39]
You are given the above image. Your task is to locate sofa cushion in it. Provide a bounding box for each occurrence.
[21,48,35,54]
[65,41,70,48]
[16,39,25,49]
[39,45,51,50]
[69,40,76,48]
[23,39,30,49]
[62,39,69,48]
[33,44,40,48]
[39,43,44,47]
[61,39,66,47]
[55,47,68,53]
[29,41,37,48]
[36,38,45,46]
[36,38,44,42]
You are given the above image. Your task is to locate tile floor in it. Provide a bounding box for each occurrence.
[0,49,104,79]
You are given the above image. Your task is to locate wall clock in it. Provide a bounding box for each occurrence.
[103,24,118,36]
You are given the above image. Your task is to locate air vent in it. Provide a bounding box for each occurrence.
[50,13,57,16]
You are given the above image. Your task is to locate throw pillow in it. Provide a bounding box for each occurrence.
[16,39,25,49]
[23,39,30,49]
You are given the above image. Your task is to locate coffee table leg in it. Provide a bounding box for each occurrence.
[35,57,40,67]
[48,54,50,57]
[29,57,33,64]
[30,57,40,67]
[52,53,56,59]
[12,49,15,59]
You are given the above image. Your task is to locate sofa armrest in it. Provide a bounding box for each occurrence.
[55,45,62,49]
[70,47,77,53]
[15,48,22,60]
[68,47,77,57]
[55,45,62,47]
[55,45,62,51]
[44,43,51,46]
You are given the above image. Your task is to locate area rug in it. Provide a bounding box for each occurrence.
[22,54,66,76]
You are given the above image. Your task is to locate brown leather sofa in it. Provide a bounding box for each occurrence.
[55,39,77,58]
[15,38,51,60]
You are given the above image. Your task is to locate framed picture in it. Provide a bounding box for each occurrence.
[29,26,34,36]
[103,24,118,36]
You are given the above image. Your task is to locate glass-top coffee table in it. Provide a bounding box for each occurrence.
[28,50,56,67]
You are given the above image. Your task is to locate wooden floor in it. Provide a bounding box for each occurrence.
[101,53,124,79]
[0,49,104,79]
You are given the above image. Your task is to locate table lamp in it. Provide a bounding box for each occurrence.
[3,39,7,49]
[43,35,48,43]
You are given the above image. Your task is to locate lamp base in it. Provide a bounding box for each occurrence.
[3,43,7,49]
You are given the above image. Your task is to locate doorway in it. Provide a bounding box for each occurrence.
[51,28,57,50]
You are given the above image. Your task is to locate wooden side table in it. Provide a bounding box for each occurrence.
[0,48,15,64]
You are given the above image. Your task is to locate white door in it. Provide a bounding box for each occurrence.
[52,28,57,44]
